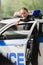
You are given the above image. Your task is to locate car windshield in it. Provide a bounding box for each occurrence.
[1,23,33,39]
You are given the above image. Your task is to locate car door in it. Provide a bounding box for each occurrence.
[37,19,43,64]
[0,21,37,65]
[0,26,28,65]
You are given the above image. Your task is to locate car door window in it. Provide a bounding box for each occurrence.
[1,23,33,40]
[2,25,27,39]
[39,23,43,36]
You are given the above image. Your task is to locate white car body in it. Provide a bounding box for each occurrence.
[0,18,43,65]
[0,18,37,65]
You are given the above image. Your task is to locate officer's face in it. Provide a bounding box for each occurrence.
[20,9,28,18]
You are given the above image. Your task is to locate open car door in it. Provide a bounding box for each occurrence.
[0,20,37,65]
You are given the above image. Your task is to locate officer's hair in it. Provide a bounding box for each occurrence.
[21,7,28,12]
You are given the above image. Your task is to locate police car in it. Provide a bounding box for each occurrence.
[0,18,43,65]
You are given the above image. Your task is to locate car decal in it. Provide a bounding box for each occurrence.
[0,40,6,46]
[0,39,27,46]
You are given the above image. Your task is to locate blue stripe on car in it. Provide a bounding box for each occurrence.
[0,40,6,46]
[38,37,43,43]
[0,37,43,46]
[0,40,17,46]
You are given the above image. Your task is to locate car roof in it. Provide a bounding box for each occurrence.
[0,18,20,24]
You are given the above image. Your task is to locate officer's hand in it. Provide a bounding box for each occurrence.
[15,20,20,25]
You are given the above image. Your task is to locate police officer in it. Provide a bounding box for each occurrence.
[16,7,34,25]
[16,7,39,65]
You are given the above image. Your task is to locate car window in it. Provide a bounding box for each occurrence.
[42,24,43,32]
[2,23,33,39]
[0,23,6,29]
[39,23,43,36]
